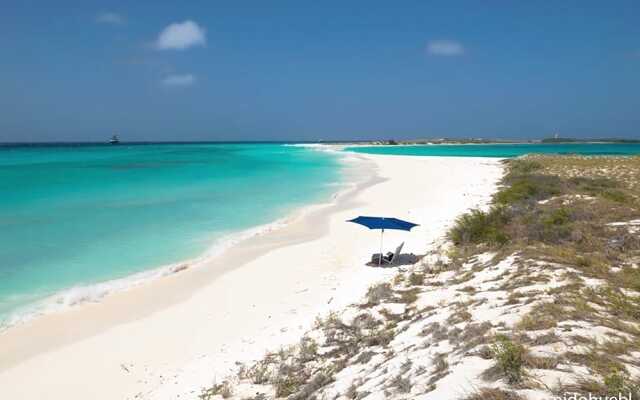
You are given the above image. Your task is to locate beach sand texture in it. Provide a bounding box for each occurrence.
[0,154,503,399]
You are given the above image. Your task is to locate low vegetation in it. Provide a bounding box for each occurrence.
[448,155,640,397]
[490,335,525,384]
[198,155,640,399]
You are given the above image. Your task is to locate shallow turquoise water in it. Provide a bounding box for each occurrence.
[0,143,343,323]
[346,143,640,157]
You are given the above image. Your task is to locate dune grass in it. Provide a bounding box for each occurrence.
[448,155,640,394]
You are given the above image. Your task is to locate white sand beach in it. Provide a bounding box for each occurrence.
[0,153,503,400]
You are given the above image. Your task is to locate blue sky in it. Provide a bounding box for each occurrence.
[1,1,639,142]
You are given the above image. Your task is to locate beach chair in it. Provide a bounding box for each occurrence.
[372,242,404,265]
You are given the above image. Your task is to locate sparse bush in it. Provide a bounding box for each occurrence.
[345,381,359,399]
[287,369,334,400]
[354,350,375,364]
[390,373,412,393]
[366,282,394,305]
[199,380,233,400]
[555,374,640,398]
[456,321,492,350]
[459,285,476,293]
[420,322,448,341]
[464,387,525,400]
[397,287,420,304]
[529,331,560,346]
[449,207,510,246]
[298,336,318,363]
[570,176,617,190]
[490,335,526,384]
[243,393,268,400]
[508,159,542,175]
[516,313,557,331]
[362,325,395,347]
[244,359,272,384]
[602,189,630,203]
[542,207,572,227]
[496,174,562,205]
[447,307,472,324]
[524,355,559,369]
[477,345,493,359]
[352,312,380,330]
[400,357,413,373]
[433,353,448,374]
[274,365,307,398]
[393,273,405,285]
[408,272,424,286]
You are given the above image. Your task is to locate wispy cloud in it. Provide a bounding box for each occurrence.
[161,74,196,87]
[96,12,125,26]
[155,20,206,50]
[426,40,465,56]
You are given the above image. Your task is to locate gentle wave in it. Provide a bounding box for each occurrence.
[0,148,365,333]
[0,216,294,332]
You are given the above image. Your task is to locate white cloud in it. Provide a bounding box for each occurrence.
[426,40,465,56]
[155,20,206,50]
[161,74,196,87]
[97,12,125,25]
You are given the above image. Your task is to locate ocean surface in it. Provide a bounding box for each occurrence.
[0,143,344,327]
[346,143,640,157]
[2,141,639,329]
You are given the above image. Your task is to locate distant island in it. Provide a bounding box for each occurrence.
[324,137,640,146]
[540,137,640,144]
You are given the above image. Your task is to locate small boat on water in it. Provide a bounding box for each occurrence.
[109,134,120,144]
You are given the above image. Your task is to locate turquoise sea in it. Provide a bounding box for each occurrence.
[0,143,343,326]
[2,141,639,328]
[346,143,640,157]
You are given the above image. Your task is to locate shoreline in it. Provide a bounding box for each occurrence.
[0,153,504,400]
[0,146,359,333]
[0,149,376,364]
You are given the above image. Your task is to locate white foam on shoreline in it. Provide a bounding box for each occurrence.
[0,220,283,331]
[0,145,367,333]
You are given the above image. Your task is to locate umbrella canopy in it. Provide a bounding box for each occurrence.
[347,216,419,231]
[347,216,419,265]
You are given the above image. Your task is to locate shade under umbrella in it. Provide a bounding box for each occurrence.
[347,216,419,265]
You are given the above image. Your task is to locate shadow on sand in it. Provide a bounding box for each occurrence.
[365,253,424,268]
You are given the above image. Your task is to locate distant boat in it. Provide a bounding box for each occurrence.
[109,134,120,145]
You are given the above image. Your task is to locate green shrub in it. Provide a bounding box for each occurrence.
[569,177,631,203]
[491,335,525,384]
[604,369,627,394]
[602,189,630,203]
[508,159,543,175]
[449,207,510,246]
[408,272,424,286]
[495,175,562,205]
[570,176,617,192]
[542,207,572,226]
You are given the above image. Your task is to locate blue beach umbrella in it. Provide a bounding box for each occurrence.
[347,216,419,265]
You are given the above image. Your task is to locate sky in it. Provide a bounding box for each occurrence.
[1,1,639,142]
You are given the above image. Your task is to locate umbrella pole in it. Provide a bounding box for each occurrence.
[379,229,384,266]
